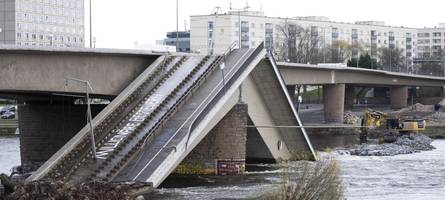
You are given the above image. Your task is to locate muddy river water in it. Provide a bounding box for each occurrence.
[1,137,444,199]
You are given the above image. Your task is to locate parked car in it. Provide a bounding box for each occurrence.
[1,111,15,119]
[0,106,16,116]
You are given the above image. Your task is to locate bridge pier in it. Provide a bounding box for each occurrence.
[323,84,345,123]
[18,101,105,171]
[390,86,408,109]
[344,85,355,110]
[175,103,248,175]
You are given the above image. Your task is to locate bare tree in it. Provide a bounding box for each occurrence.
[275,23,322,64]
[378,47,406,72]
[415,48,445,76]
[325,40,353,63]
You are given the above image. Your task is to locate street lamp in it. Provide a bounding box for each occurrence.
[66,77,97,159]
[89,0,93,48]
[176,0,179,52]
[220,60,226,91]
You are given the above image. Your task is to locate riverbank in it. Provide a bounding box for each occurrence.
[0,119,18,136]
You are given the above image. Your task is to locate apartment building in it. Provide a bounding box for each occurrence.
[0,0,84,47]
[416,23,445,59]
[190,10,417,64]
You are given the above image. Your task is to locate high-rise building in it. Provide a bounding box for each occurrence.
[416,24,445,59]
[163,31,190,53]
[190,10,417,65]
[0,0,84,47]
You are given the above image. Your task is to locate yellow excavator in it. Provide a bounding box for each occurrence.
[360,109,426,143]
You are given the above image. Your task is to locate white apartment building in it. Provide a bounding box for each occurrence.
[0,0,85,47]
[416,23,445,59]
[190,10,417,64]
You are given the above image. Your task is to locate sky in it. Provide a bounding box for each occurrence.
[87,0,445,49]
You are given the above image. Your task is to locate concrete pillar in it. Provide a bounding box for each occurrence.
[344,85,355,110]
[323,84,345,123]
[19,102,105,171]
[390,86,408,109]
[176,103,248,175]
[286,85,296,105]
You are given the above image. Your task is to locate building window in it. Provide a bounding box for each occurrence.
[418,33,430,37]
[207,21,214,54]
[265,23,274,50]
[241,21,249,48]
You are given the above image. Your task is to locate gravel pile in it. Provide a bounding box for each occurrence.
[344,111,360,125]
[349,134,435,156]
[393,103,433,114]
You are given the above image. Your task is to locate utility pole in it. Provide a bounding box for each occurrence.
[323,27,326,63]
[389,47,392,72]
[89,0,92,48]
[176,0,179,52]
[230,4,242,49]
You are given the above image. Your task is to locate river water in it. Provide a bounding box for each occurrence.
[0,136,20,174]
[1,137,444,199]
[148,140,445,200]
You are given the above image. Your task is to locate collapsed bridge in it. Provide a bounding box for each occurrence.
[24,43,315,187]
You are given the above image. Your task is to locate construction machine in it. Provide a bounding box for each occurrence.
[360,109,426,143]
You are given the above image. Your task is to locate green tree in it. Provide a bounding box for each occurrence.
[347,53,377,69]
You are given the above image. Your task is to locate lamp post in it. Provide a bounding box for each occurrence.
[89,0,93,48]
[66,77,97,159]
[176,0,179,52]
[220,60,226,91]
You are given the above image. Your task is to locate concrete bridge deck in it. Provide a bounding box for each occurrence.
[279,62,445,87]
[1,46,445,100]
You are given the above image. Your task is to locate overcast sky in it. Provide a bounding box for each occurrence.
[88,0,445,49]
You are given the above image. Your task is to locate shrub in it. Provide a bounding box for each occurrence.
[261,159,344,200]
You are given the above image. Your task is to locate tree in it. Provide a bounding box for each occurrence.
[275,23,322,64]
[347,53,378,69]
[378,47,406,72]
[326,40,352,63]
[418,62,444,76]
